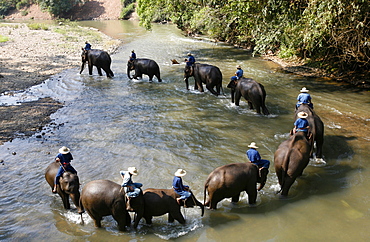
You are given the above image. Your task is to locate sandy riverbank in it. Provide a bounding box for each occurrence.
[0,22,121,145]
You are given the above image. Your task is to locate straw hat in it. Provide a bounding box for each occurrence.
[174,169,187,177]
[297,111,308,118]
[59,146,70,154]
[248,142,258,149]
[236,65,241,69]
[187,53,192,56]
[300,87,309,92]
[128,167,138,175]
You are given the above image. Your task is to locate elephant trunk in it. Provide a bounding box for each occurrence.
[127,65,133,79]
[80,61,86,74]
[184,77,189,90]
[70,192,84,214]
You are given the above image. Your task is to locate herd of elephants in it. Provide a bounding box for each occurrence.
[44,48,325,231]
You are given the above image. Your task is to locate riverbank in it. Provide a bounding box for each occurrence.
[0,22,121,145]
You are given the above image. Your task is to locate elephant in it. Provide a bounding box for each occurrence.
[184,63,223,96]
[80,49,114,78]
[142,188,204,225]
[80,179,144,230]
[45,161,84,214]
[295,104,324,160]
[127,58,162,82]
[227,77,269,115]
[204,162,269,210]
[274,131,313,197]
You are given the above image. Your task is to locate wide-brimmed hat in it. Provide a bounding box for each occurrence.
[236,65,241,69]
[248,142,258,149]
[174,169,187,177]
[128,167,138,175]
[187,53,192,56]
[300,87,309,92]
[59,146,70,154]
[297,111,308,118]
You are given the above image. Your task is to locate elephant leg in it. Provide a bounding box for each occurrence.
[144,215,153,225]
[113,212,128,231]
[97,67,103,76]
[168,214,175,223]
[281,176,296,197]
[170,210,185,224]
[231,194,240,203]
[156,73,162,82]
[206,83,218,96]
[133,211,143,229]
[92,216,102,228]
[255,105,262,114]
[88,64,93,75]
[148,74,154,82]
[246,187,257,205]
[248,101,254,110]
[59,192,70,209]
[235,92,242,106]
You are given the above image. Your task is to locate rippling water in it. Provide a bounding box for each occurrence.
[1,20,370,241]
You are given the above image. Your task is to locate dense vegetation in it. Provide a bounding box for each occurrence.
[0,0,81,17]
[137,0,370,77]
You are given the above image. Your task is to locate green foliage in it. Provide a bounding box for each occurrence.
[27,22,49,30]
[120,2,135,19]
[137,0,370,73]
[0,34,9,42]
[37,0,81,17]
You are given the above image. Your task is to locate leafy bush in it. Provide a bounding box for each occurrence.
[27,23,49,30]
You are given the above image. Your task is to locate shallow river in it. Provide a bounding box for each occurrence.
[1,20,370,241]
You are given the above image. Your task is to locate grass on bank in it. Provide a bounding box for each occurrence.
[0,34,9,42]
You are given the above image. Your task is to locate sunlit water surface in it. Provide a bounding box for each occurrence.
[0,20,369,241]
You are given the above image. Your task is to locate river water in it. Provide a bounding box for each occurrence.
[1,20,369,241]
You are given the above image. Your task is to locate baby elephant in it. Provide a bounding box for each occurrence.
[204,162,269,210]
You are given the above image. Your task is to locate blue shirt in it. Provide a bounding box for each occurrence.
[294,118,309,132]
[84,43,91,50]
[246,148,261,162]
[187,55,195,65]
[56,153,73,165]
[172,176,189,192]
[236,69,243,79]
[130,52,136,59]
[297,93,311,104]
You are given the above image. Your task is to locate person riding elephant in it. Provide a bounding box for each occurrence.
[142,188,204,225]
[230,65,243,81]
[84,41,91,51]
[129,50,136,62]
[274,131,313,197]
[172,169,191,205]
[246,142,270,171]
[227,77,270,115]
[80,48,114,78]
[296,87,313,109]
[204,162,269,210]
[52,146,77,193]
[183,63,223,96]
[80,179,144,230]
[45,159,84,214]
[127,58,162,82]
[295,104,324,162]
[120,167,143,211]
[293,111,310,138]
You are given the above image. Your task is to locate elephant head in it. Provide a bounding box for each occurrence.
[182,190,204,217]
[257,168,269,191]
[59,172,84,214]
[80,48,88,74]
[227,79,238,103]
[183,65,194,90]
[127,60,135,79]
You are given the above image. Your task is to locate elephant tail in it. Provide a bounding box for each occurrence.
[79,198,85,225]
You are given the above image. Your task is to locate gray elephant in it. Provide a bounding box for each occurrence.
[274,131,313,197]
[80,49,114,78]
[80,179,144,230]
[45,161,84,214]
[184,63,223,96]
[295,104,324,160]
[227,77,269,115]
[143,188,204,224]
[204,162,269,210]
[127,58,162,82]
